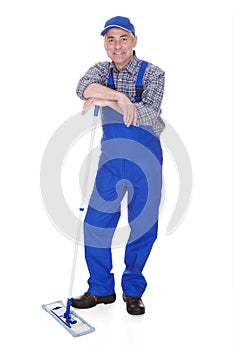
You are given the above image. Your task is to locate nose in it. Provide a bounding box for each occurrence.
[114,40,122,50]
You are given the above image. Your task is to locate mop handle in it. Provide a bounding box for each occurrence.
[94,105,100,117]
[79,105,99,211]
[67,106,99,300]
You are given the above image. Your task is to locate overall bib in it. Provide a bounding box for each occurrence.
[84,62,163,297]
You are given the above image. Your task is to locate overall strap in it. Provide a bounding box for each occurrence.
[107,68,115,90]
[135,60,148,102]
[107,61,149,102]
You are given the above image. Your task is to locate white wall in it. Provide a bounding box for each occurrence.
[0,1,232,349]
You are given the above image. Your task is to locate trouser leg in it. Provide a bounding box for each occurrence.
[122,144,163,297]
[121,223,158,297]
[84,210,120,296]
[84,159,126,296]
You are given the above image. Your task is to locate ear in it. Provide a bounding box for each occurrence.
[133,36,137,48]
[104,37,107,51]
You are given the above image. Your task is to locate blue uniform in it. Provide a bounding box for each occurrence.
[84,63,163,297]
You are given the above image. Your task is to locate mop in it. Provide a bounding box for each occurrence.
[42,106,99,337]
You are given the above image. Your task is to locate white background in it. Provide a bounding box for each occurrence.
[0,1,232,349]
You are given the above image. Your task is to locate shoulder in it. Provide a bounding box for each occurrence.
[136,56,165,79]
[88,61,111,74]
[80,61,111,85]
[146,62,165,77]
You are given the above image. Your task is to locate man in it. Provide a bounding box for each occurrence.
[71,16,165,315]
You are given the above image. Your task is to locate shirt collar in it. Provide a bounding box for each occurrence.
[110,54,140,74]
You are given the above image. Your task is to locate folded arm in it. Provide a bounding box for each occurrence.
[82,83,138,127]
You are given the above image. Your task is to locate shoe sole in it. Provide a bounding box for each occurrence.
[126,308,145,315]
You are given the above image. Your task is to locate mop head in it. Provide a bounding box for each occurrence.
[42,300,95,337]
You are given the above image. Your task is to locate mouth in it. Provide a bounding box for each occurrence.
[113,52,125,58]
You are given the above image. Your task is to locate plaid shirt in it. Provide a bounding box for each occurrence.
[76,54,165,137]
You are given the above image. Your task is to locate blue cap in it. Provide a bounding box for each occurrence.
[101,16,135,37]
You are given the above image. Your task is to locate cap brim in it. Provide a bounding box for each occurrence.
[101,25,133,36]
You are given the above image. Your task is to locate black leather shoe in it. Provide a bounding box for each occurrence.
[123,293,145,315]
[71,292,116,309]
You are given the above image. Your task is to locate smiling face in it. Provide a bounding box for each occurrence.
[104,28,137,71]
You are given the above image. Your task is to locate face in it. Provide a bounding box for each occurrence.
[104,28,137,70]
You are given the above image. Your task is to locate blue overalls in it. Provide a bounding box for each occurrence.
[84,61,163,297]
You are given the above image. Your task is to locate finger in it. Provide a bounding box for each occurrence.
[82,102,90,115]
[124,107,137,127]
[82,98,95,114]
[133,112,138,126]
[124,112,131,127]
[125,115,133,127]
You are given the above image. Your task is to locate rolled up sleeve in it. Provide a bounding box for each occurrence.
[76,62,109,100]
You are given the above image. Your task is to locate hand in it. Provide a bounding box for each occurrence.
[82,95,138,128]
[117,94,138,127]
[82,97,114,115]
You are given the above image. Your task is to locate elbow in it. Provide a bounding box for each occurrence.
[83,83,97,99]
[83,88,89,99]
